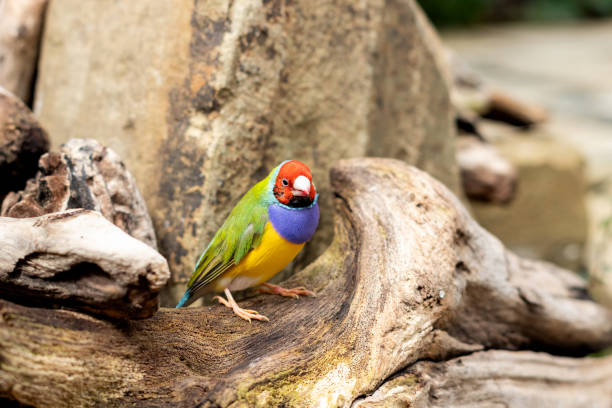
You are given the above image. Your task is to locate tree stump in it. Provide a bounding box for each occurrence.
[0,158,610,407]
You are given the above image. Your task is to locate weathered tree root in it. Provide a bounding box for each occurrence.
[354,350,612,407]
[0,209,169,319]
[0,158,610,407]
[2,138,157,249]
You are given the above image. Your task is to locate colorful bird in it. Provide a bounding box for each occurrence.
[176,160,319,322]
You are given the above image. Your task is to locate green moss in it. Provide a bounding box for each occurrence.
[383,374,420,390]
[236,368,306,407]
[235,341,357,407]
[589,346,612,358]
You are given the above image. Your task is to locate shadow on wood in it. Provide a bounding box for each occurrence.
[0,158,610,407]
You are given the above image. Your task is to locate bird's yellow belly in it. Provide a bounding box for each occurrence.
[212,221,304,292]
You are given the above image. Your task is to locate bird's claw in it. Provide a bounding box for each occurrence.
[214,290,269,322]
[257,283,316,298]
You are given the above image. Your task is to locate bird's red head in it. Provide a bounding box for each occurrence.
[273,160,317,208]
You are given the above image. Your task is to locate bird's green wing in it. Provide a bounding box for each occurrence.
[186,179,271,293]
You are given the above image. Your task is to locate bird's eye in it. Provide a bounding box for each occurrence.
[282,178,289,186]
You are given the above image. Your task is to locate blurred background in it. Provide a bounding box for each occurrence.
[418,0,612,308]
[420,0,612,26]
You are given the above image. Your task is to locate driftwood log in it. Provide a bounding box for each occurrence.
[0,209,169,319]
[354,350,612,407]
[0,158,610,407]
[2,138,157,248]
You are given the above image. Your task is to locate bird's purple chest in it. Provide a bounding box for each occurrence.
[268,203,319,244]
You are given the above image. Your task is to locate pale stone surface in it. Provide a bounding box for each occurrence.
[456,135,517,204]
[471,124,588,271]
[0,209,169,319]
[2,139,157,249]
[0,0,48,103]
[34,0,460,292]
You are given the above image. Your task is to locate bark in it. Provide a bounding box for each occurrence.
[2,138,157,248]
[0,158,609,407]
[354,350,612,408]
[0,0,48,104]
[0,87,49,202]
[0,209,169,319]
[456,135,517,204]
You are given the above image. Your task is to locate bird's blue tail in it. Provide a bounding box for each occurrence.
[176,290,191,308]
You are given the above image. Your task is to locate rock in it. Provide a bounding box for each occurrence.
[442,22,612,311]
[483,89,549,127]
[589,200,612,309]
[456,135,517,204]
[0,0,48,103]
[471,127,588,271]
[0,158,609,407]
[448,49,548,128]
[2,138,157,248]
[34,0,460,290]
[0,209,169,319]
[0,87,49,202]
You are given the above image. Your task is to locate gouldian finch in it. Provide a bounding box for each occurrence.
[176,160,319,322]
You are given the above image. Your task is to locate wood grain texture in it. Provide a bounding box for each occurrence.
[2,138,157,248]
[0,209,169,319]
[0,158,609,407]
[354,350,612,407]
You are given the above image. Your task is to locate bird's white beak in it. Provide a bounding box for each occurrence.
[292,175,311,197]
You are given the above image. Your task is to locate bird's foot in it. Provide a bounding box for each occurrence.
[256,282,316,299]
[214,288,269,323]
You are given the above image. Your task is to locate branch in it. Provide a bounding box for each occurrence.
[0,209,169,319]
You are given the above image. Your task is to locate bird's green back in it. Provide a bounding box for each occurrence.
[186,168,278,291]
